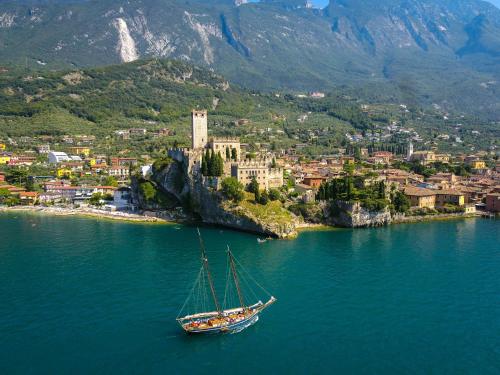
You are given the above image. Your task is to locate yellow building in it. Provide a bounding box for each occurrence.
[0,143,6,151]
[435,190,465,207]
[57,168,73,178]
[0,156,11,164]
[404,187,436,209]
[469,160,486,170]
[68,147,91,157]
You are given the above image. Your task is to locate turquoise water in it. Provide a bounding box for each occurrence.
[0,213,499,374]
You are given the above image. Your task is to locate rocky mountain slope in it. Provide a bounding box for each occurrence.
[1,0,500,118]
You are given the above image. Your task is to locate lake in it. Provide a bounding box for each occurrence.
[0,213,499,374]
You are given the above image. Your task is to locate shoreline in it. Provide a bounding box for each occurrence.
[0,205,491,234]
[0,206,173,224]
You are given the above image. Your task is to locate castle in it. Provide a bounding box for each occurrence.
[171,110,283,190]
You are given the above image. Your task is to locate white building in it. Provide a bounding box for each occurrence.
[48,151,70,164]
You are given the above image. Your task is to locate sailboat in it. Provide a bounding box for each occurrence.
[177,229,276,334]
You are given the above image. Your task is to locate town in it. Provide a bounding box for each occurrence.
[0,109,499,226]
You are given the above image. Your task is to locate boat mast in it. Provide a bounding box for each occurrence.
[227,246,246,310]
[197,229,222,314]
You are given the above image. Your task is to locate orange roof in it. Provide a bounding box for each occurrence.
[19,192,39,198]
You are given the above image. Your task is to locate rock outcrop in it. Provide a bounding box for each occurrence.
[323,200,392,228]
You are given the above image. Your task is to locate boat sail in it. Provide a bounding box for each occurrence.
[177,229,276,334]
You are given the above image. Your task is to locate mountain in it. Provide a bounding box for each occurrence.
[1,0,500,119]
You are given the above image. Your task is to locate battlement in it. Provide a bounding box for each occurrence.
[209,136,240,143]
[232,159,270,168]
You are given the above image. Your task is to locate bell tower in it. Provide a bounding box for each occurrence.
[191,109,208,149]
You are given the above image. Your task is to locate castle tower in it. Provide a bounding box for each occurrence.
[191,109,208,149]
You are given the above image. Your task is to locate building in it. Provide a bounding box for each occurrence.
[129,128,147,137]
[0,155,11,164]
[404,187,436,209]
[68,147,91,157]
[191,109,208,149]
[372,151,393,164]
[435,190,465,207]
[48,151,70,164]
[410,151,435,165]
[231,160,283,190]
[109,165,130,182]
[208,137,241,161]
[302,176,327,188]
[37,144,51,154]
[0,172,5,183]
[485,194,500,212]
[0,143,6,151]
[111,157,138,167]
[18,192,39,206]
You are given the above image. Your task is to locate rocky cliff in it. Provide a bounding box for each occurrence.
[133,154,299,238]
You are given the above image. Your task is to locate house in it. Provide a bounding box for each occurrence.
[56,168,73,178]
[19,192,39,206]
[0,172,5,183]
[302,176,327,188]
[48,151,70,164]
[372,151,393,164]
[404,187,436,209]
[435,190,465,207]
[485,194,500,212]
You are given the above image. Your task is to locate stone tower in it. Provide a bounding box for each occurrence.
[191,109,208,149]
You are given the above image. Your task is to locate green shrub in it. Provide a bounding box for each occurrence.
[221,177,244,203]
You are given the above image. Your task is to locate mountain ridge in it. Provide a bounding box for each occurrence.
[1,0,500,119]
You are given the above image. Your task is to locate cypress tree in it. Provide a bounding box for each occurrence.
[208,150,215,176]
[201,154,208,176]
[231,148,237,161]
[225,147,230,161]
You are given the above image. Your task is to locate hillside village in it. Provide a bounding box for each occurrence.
[0,108,499,233]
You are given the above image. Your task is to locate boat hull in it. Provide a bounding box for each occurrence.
[186,314,259,334]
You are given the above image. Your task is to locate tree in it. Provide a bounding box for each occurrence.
[208,150,216,176]
[247,177,260,201]
[103,176,119,187]
[215,152,224,176]
[231,148,238,161]
[89,193,104,207]
[268,188,281,201]
[201,153,208,176]
[225,147,231,161]
[259,189,269,205]
[377,181,386,199]
[221,177,244,202]
[0,188,11,203]
[393,191,410,213]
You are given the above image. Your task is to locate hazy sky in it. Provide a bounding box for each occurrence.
[310,0,500,8]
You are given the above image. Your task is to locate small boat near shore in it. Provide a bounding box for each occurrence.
[177,229,276,334]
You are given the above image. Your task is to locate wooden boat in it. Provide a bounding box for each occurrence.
[177,229,276,334]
